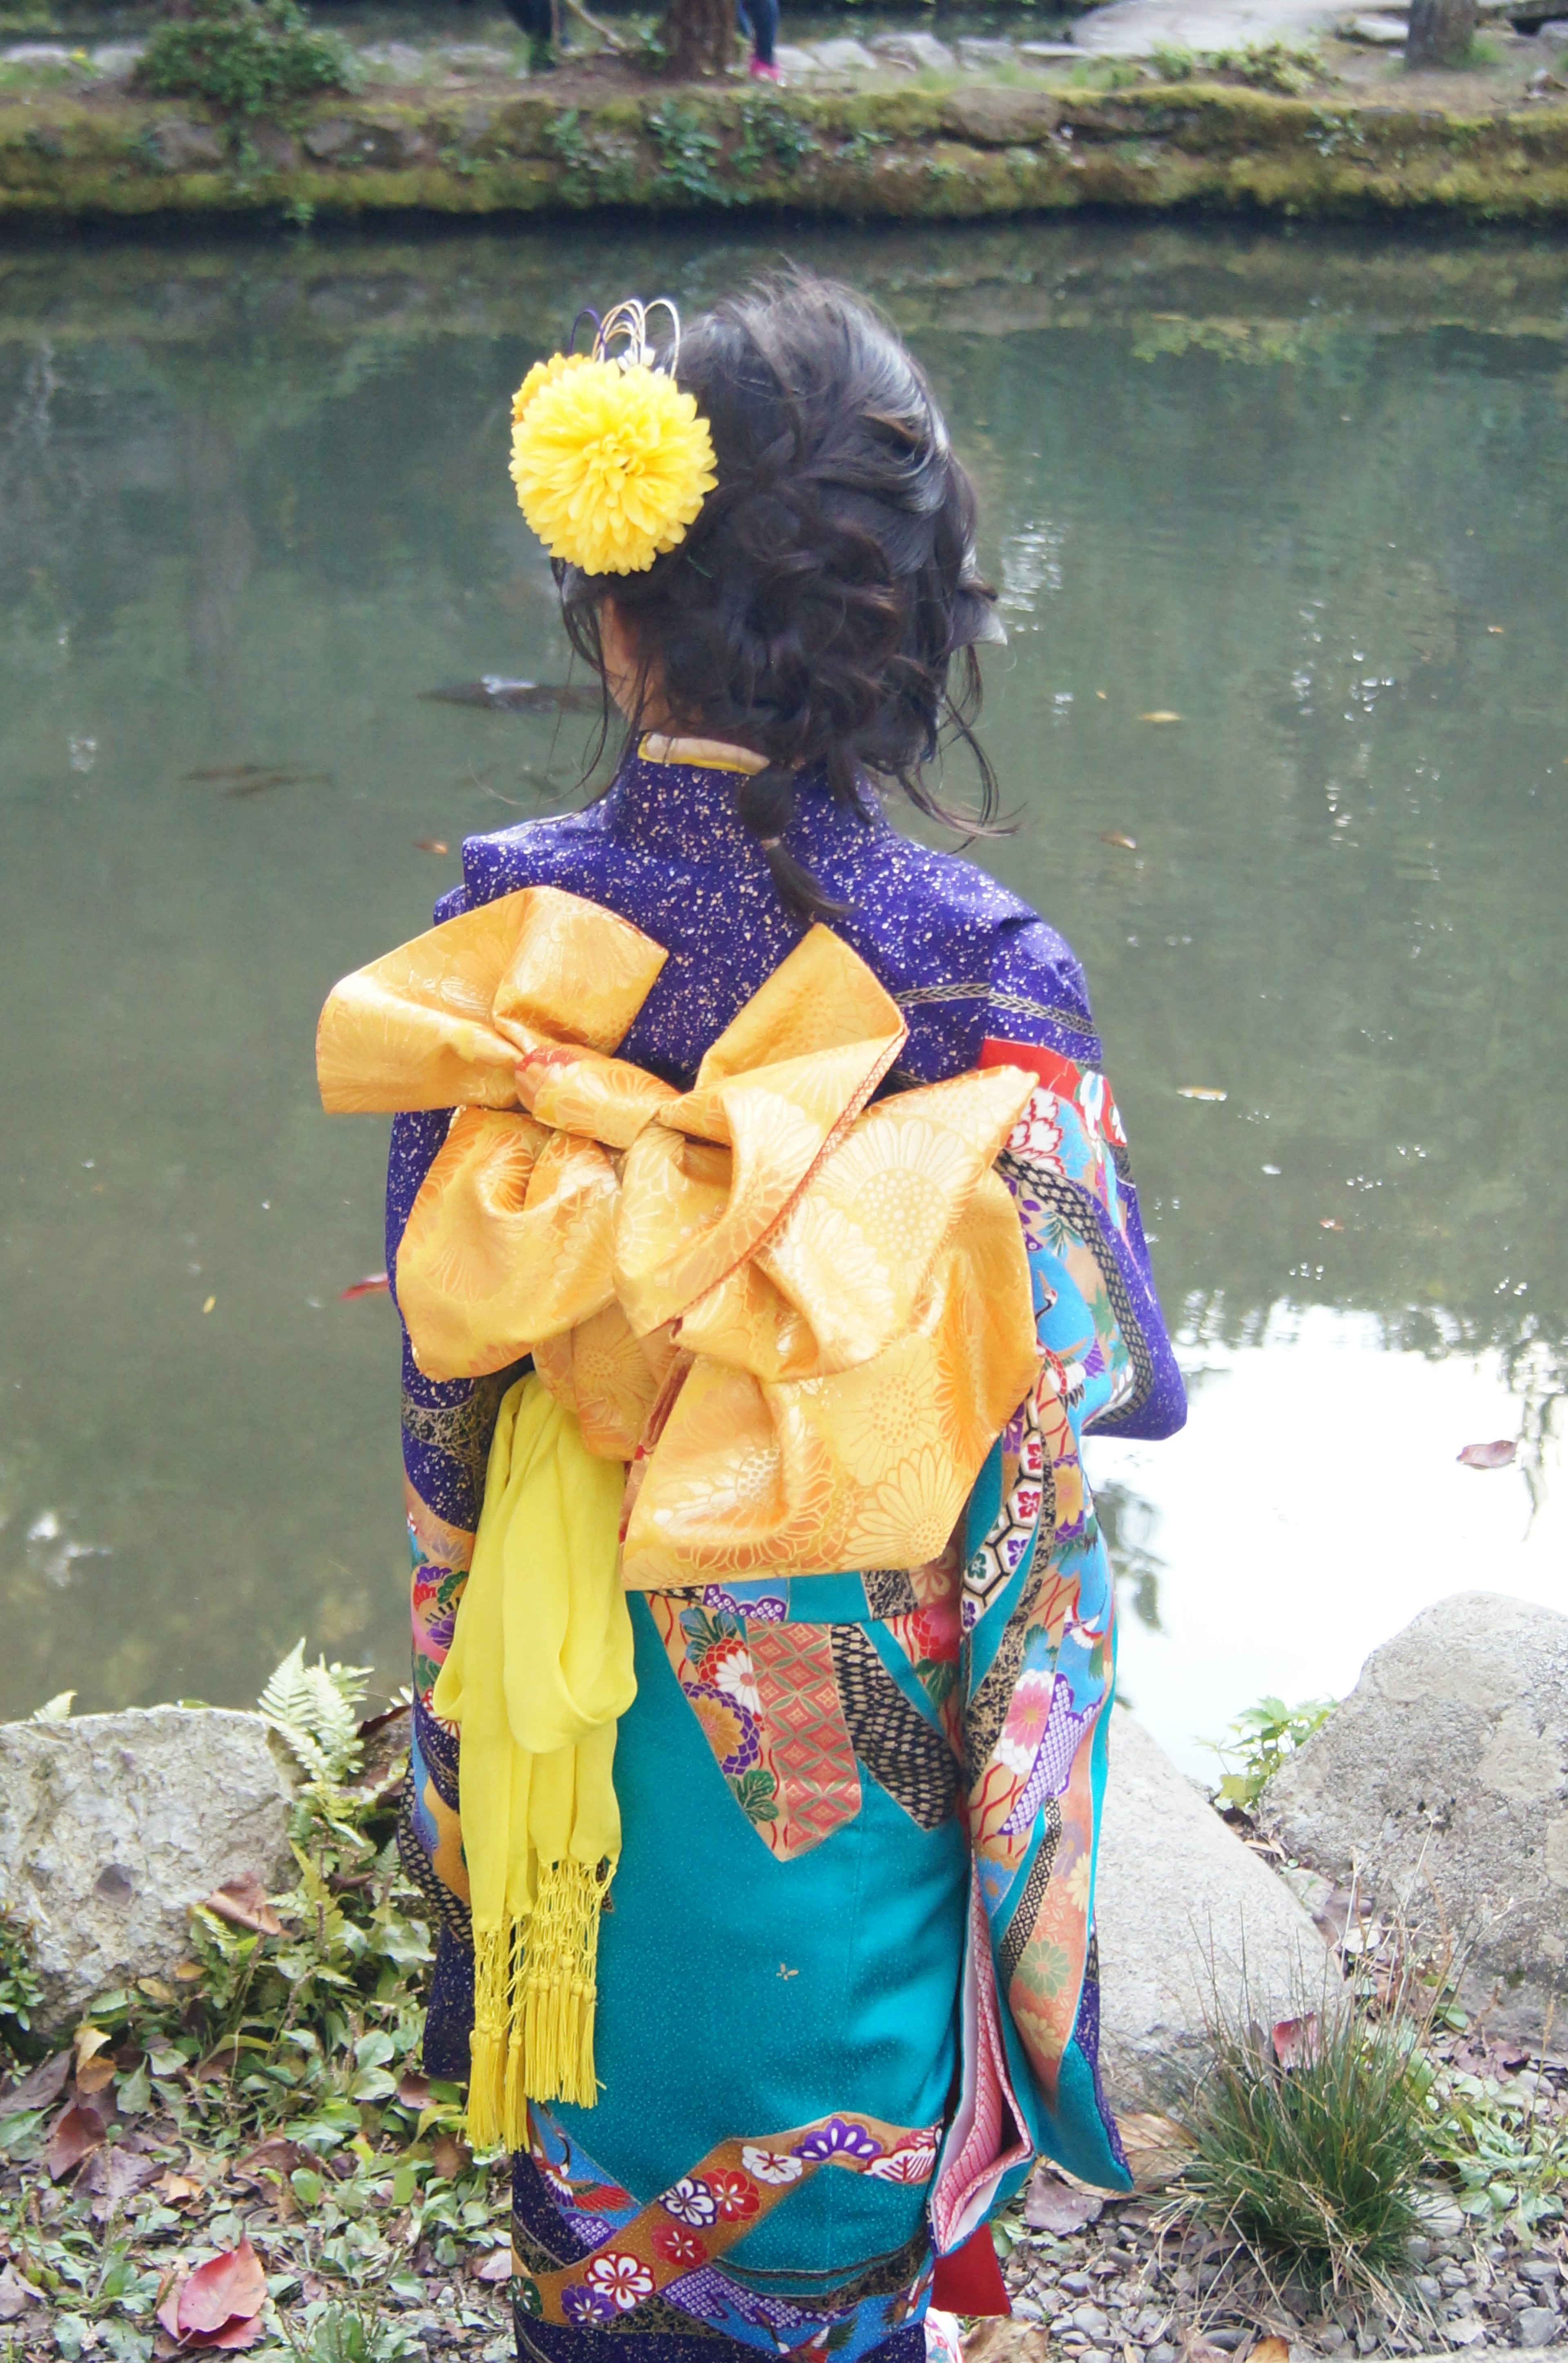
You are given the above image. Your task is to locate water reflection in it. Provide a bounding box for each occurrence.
[0,218,1564,1723]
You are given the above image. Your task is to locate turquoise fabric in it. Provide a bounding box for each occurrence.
[555,1596,968,2280]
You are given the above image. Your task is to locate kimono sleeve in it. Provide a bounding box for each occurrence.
[932,921,1185,2245]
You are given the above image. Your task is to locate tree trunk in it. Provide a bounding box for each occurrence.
[661,0,734,77]
[1406,0,1476,66]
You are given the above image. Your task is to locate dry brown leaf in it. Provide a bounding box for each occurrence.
[157,2238,267,2347]
[0,2266,42,2323]
[1247,2341,1291,2363]
[82,2146,159,2222]
[962,2320,1048,2363]
[75,2057,116,2096]
[44,2102,106,2181]
[158,2170,202,2204]
[1023,2163,1103,2234]
[1117,2109,1194,2193]
[396,2070,432,2108]
[73,2025,111,2071]
[1457,1438,1516,1470]
[0,2051,72,2119]
[202,1872,284,1937]
[471,2248,513,2283]
[431,2131,473,2182]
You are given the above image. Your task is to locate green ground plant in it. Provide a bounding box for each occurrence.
[138,0,351,118]
[1177,1987,1432,2292]
[0,1649,513,2358]
[1205,1692,1334,1809]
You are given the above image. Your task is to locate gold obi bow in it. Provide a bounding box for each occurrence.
[318,884,1041,1589]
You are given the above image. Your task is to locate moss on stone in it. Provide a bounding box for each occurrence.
[2,72,1568,220]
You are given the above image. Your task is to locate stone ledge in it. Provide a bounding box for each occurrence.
[3,78,1568,218]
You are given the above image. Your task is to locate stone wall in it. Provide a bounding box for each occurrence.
[5,81,1568,220]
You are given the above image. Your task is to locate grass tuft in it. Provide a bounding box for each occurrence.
[1178,1986,1430,2292]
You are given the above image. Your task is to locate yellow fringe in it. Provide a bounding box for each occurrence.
[466,1861,610,2147]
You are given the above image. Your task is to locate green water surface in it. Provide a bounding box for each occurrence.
[1,220,1564,1743]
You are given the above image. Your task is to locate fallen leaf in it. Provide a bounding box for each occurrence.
[339,1272,391,1300]
[396,2070,432,2108]
[202,1872,283,1937]
[1247,2341,1291,2363]
[0,2050,72,2118]
[75,2056,116,2096]
[158,2170,202,2203]
[1023,2163,1102,2234]
[431,2131,473,2182]
[414,838,450,855]
[44,2101,106,2180]
[82,2145,159,2221]
[163,2238,267,2346]
[1100,831,1138,851]
[471,2249,513,2283]
[193,2044,239,2082]
[1176,1085,1228,1102]
[1139,710,1182,722]
[1458,1439,1516,1469]
[138,1975,177,2004]
[234,2136,306,2187]
[1272,2013,1321,2070]
[0,2265,41,2322]
[172,1958,205,1981]
[1116,2109,1194,2193]
[74,2025,111,2070]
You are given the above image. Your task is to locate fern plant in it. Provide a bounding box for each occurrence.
[260,1639,370,1788]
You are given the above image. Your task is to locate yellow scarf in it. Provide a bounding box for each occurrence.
[430,1373,635,2145]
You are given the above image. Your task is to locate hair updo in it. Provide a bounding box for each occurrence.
[557,271,1003,924]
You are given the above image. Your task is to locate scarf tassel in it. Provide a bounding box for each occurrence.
[468,1858,611,2149]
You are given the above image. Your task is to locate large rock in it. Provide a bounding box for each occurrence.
[1261,1592,1568,2042]
[1095,1708,1327,2104]
[0,1708,296,2028]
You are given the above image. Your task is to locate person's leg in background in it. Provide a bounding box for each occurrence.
[737,0,781,76]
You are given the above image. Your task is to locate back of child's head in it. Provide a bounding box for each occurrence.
[558,270,1000,920]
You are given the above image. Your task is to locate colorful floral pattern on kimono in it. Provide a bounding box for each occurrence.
[647,1563,964,1854]
[514,2105,940,2362]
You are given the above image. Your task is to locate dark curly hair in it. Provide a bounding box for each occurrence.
[556,272,1003,925]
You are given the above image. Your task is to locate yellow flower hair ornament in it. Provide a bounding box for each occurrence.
[509,299,717,579]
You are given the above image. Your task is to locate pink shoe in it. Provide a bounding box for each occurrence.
[748,54,781,77]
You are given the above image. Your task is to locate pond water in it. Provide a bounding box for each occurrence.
[2,218,1565,1766]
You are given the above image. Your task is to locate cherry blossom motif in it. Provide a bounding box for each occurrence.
[660,2176,718,2226]
[866,2135,938,2184]
[704,2169,760,2222]
[994,1667,1056,1779]
[562,2286,616,2325]
[653,2220,706,2267]
[792,2118,882,2162]
[584,2251,655,2312]
[740,2146,804,2186]
[1008,1092,1065,1170]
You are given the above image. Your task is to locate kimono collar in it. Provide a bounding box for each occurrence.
[605,734,858,863]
